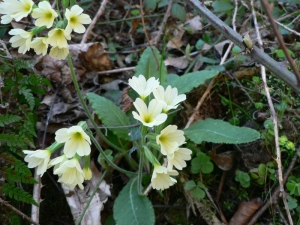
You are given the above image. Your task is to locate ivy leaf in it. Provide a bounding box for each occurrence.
[114,177,155,225]
[185,118,260,144]
[168,70,219,94]
[87,93,131,141]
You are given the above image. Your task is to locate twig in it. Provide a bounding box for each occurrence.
[260,0,300,85]
[152,0,173,45]
[0,198,39,225]
[276,204,289,225]
[81,0,109,44]
[252,1,293,224]
[248,147,299,224]
[0,40,12,59]
[97,66,135,75]
[187,0,300,93]
[139,0,160,68]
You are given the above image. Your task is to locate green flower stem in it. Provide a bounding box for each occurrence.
[67,54,124,152]
[87,128,136,176]
[137,150,144,195]
[76,169,108,225]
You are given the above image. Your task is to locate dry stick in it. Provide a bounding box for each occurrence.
[260,0,300,85]
[152,0,173,45]
[97,66,135,75]
[139,0,160,68]
[187,0,300,93]
[0,198,39,225]
[276,204,289,225]
[81,0,109,44]
[248,148,300,224]
[251,1,293,224]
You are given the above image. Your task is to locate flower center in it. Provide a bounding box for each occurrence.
[143,114,153,123]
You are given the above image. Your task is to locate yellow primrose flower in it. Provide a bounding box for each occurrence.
[0,14,13,24]
[55,126,91,158]
[32,1,58,28]
[128,75,159,100]
[54,158,85,190]
[23,149,51,176]
[47,28,71,48]
[132,98,167,127]
[153,85,186,112]
[49,46,69,60]
[65,5,91,34]
[167,147,192,170]
[0,0,34,23]
[83,167,92,180]
[9,29,33,54]
[151,165,178,191]
[30,37,48,56]
[156,125,185,156]
[48,154,68,172]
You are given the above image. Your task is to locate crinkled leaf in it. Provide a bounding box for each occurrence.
[87,93,131,141]
[168,70,219,94]
[114,177,155,225]
[185,118,260,144]
[135,47,167,85]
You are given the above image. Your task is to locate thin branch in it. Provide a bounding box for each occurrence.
[152,0,173,45]
[248,147,300,224]
[187,0,300,93]
[260,0,300,85]
[0,198,39,225]
[252,1,293,224]
[81,0,110,44]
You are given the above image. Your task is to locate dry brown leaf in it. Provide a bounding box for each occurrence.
[167,26,185,49]
[229,198,263,225]
[78,42,114,72]
[164,56,189,69]
[185,15,203,33]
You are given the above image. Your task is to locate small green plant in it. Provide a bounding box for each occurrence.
[191,152,214,174]
[235,170,251,188]
[184,180,208,200]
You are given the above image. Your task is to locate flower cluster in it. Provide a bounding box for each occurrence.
[0,0,91,59]
[23,123,92,190]
[129,75,191,191]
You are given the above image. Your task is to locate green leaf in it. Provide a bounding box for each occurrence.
[135,47,167,85]
[0,115,21,127]
[235,170,250,188]
[171,3,186,22]
[113,177,155,225]
[19,87,35,110]
[168,70,219,94]
[212,0,234,13]
[145,0,157,11]
[184,118,260,144]
[192,186,205,199]
[87,93,131,141]
[184,180,196,190]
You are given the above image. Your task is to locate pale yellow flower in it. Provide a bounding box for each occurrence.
[0,14,13,24]
[167,148,192,170]
[153,85,186,112]
[0,0,34,23]
[55,126,91,158]
[23,149,51,176]
[9,29,33,54]
[49,46,69,60]
[47,28,71,48]
[54,158,85,190]
[65,5,91,34]
[83,167,92,180]
[151,165,178,191]
[128,75,159,100]
[156,125,185,156]
[32,1,58,28]
[132,98,167,127]
[48,154,68,172]
[30,37,48,55]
